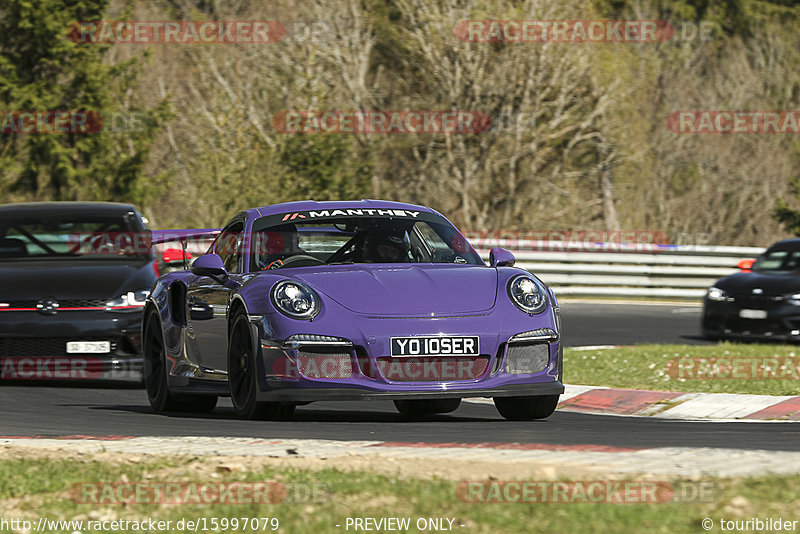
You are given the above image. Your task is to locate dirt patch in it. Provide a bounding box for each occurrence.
[0,444,651,481]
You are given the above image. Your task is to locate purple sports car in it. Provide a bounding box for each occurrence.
[143,200,563,420]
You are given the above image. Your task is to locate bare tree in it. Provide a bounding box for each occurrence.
[391,0,622,231]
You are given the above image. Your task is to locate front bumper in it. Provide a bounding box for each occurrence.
[0,309,144,381]
[250,311,564,402]
[702,297,800,341]
[252,382,564,402]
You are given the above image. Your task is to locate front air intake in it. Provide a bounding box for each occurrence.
[505,343,549,375]
[296,347,354,379]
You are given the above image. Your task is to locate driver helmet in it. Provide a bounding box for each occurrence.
[363,223,410,262]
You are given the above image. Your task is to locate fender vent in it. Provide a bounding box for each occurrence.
[168,283,187,326]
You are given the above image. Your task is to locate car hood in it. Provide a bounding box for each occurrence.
[715,271,800,295]
[293,264,498,315]
[0,259,155,300]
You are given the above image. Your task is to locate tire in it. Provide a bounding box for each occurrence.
[228,313,295,420]
[494,394,559,421]
[394,398,461,417]
[143,308,218,414]
[702,330,721,341]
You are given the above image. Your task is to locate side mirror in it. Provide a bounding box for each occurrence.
[191,253,227,278]
[489,247,516,267]
[737,258,756,272]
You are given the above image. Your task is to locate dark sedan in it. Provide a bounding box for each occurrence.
[0,202,157,381]
[703,238,800,341]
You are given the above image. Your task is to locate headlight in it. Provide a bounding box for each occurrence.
[786,293,800,306]
[106,289,149,308]
[271,280,320,319]
[507,275,548,314]
[706,287,731,302]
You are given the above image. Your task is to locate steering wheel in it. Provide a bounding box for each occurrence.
[273,254,326,268]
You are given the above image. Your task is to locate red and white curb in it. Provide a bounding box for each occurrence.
[555,385,800,421]
[557,343,800,419]
[462,384,800,421]
[2,436,800,477]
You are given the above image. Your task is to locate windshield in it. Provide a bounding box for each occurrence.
[0,214,150,261]
[249,214,482,271]
[752,248,800,273]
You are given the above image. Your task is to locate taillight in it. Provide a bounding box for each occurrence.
[737,258,755,272]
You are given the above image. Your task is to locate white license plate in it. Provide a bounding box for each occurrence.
[66,341,110,354]
[390,336,480,357]
[739,309,768,319]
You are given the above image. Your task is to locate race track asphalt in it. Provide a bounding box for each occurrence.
[559,301,710,347]
[2,302,797,451]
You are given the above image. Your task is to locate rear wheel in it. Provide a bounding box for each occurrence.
[494,395,559,420]
[394,398,461,417]
[228,313,295,420]
[143,308,217,413]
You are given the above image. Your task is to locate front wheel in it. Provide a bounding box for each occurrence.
[394,398,461,418]
[228,313,295,420]
[494,395,559,420]
[143,308,217,413]
[702,330,722,341]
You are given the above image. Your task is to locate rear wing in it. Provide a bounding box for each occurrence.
[151,228,220,270]
[151,228,221,246]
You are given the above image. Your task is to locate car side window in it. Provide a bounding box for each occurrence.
[215,221,244,274]
[785,252,800,271]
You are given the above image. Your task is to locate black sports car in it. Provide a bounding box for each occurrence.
[703,238,800,341]
[0,202,157,381]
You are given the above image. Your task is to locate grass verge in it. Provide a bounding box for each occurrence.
[2,455,800,534]
[564,343,800,395]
